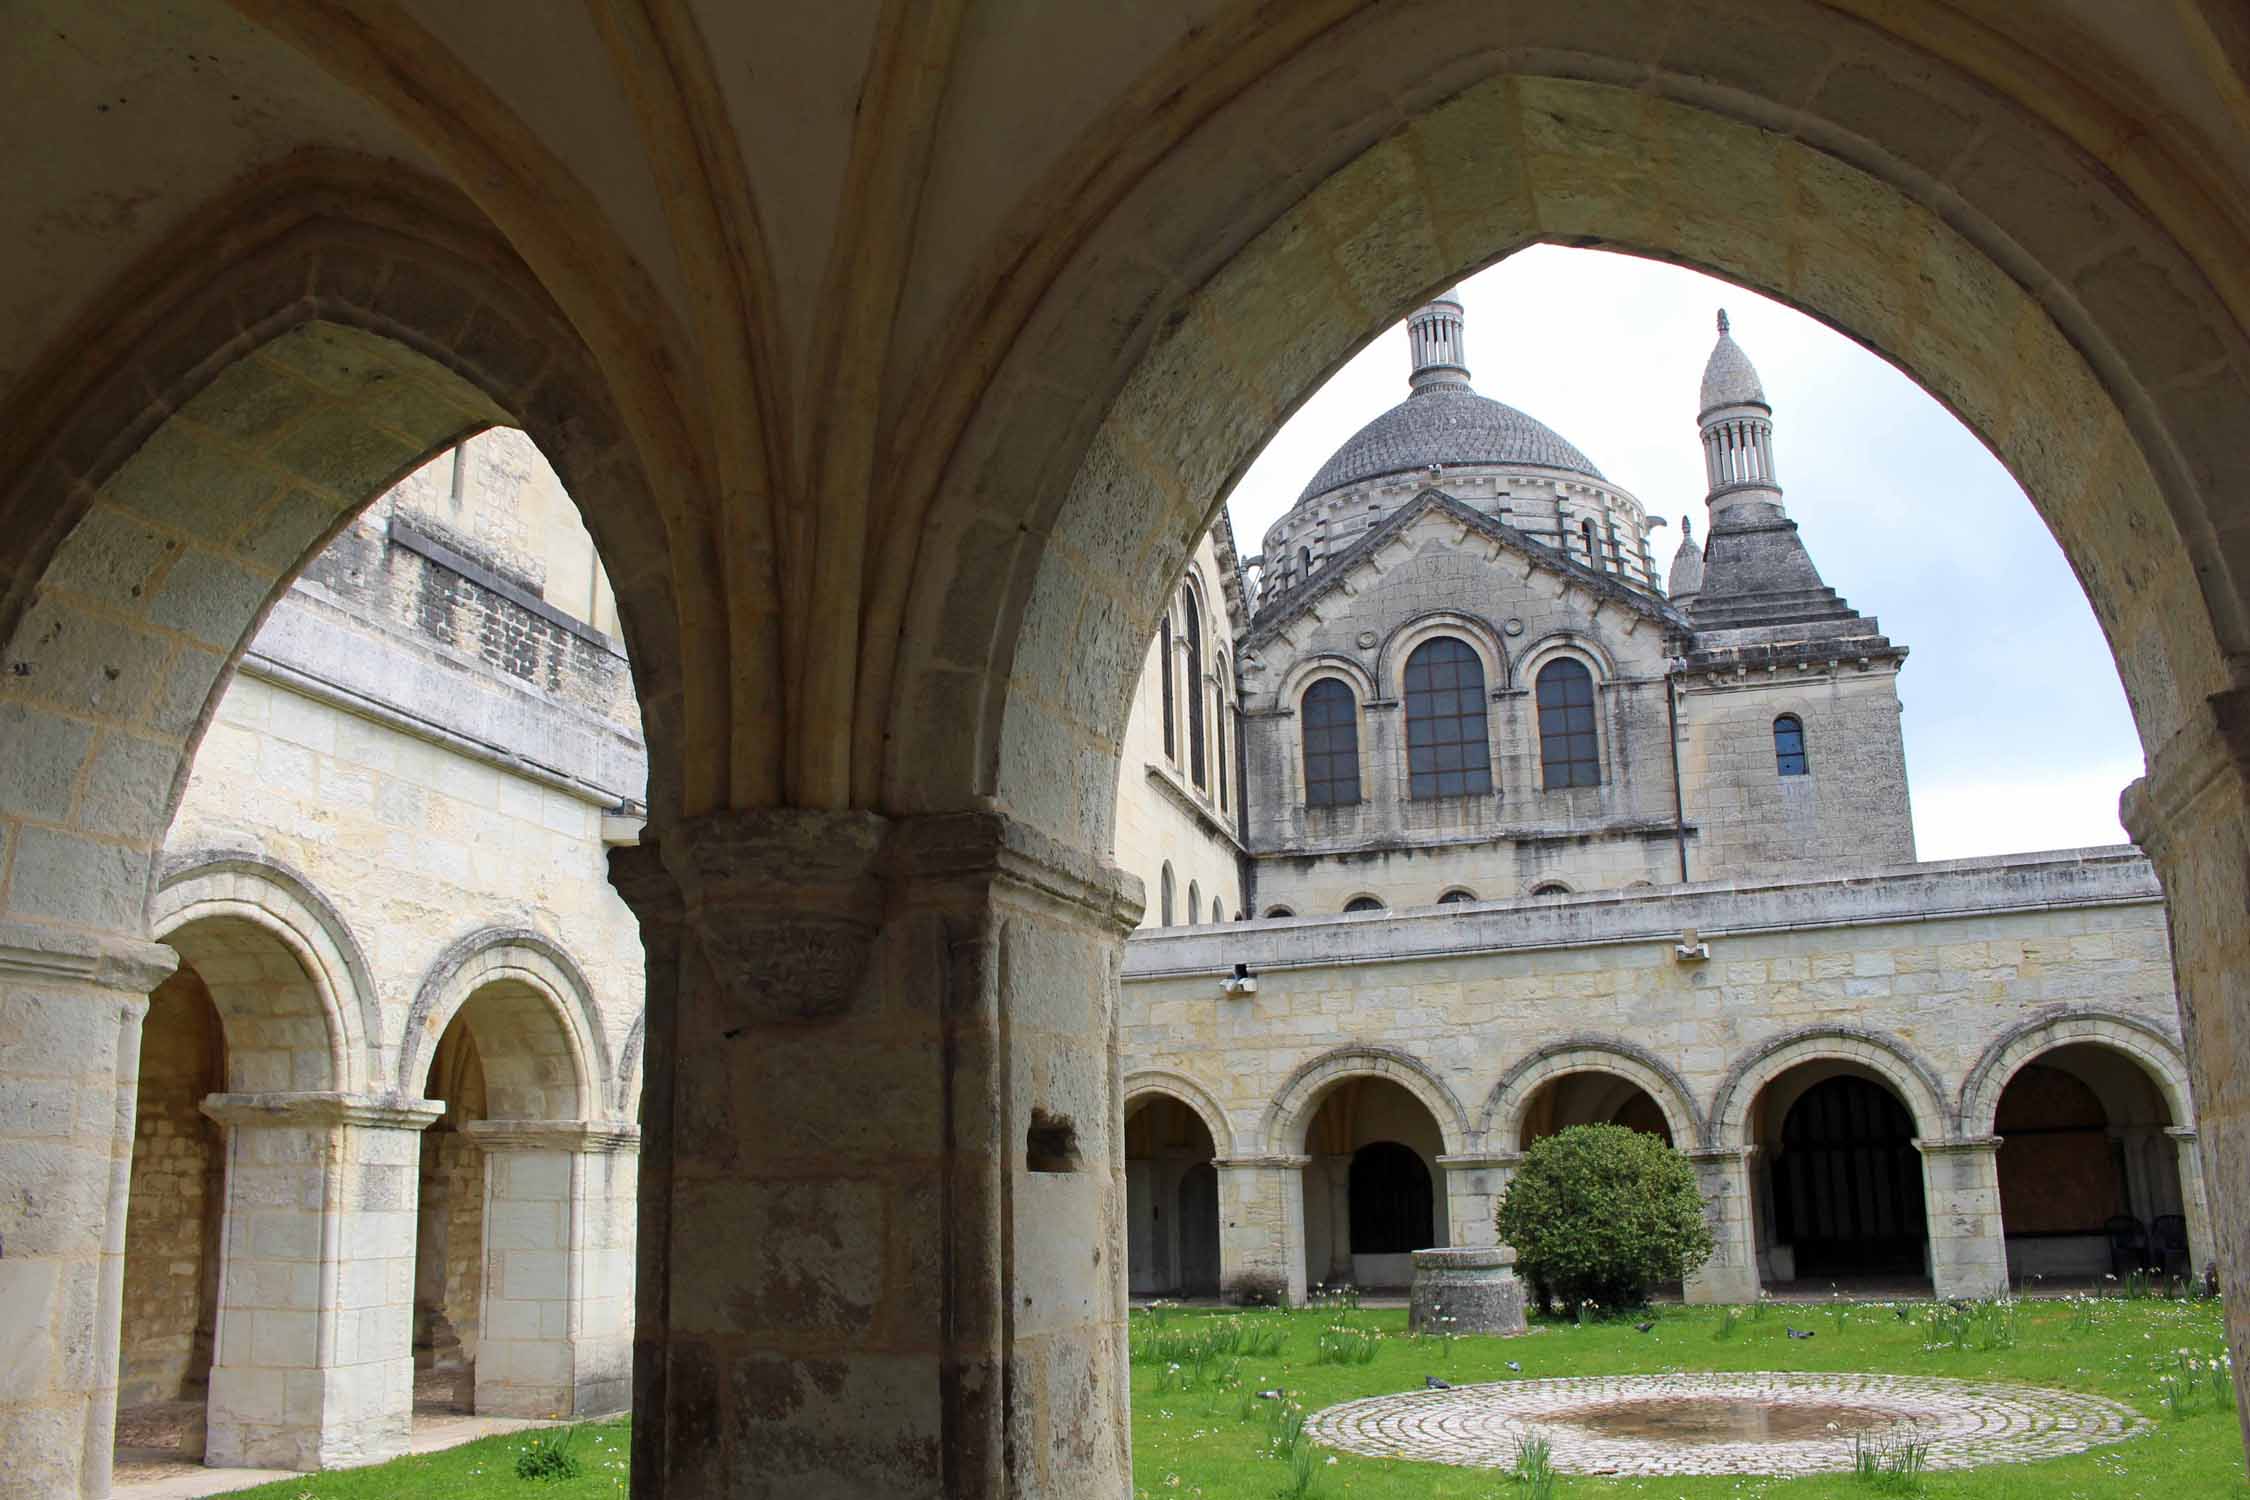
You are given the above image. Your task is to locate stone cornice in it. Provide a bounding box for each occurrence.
[1436,1153,1519,1171]
[1214,1154,1312,1170]
[1142,763,1247,854]
[465,1118,641,1154]
[201,1091,444,1131]
[0,920,178,992]
[1914,1135,2003,1156]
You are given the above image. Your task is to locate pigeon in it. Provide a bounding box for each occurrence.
[1893,1305,1910,1320]
[1786,1326,1816,1340]
[1425,1376,1453,1390]
[1504,1361,1522,1373]
[1634,1321,1655,1333]
[1256,1389,1284,1400]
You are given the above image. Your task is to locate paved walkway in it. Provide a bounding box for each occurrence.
[112,1411,558,1500]
[1305,1371,2148,1477]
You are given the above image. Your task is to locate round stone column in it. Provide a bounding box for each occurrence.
[1408,1246,1525,1336]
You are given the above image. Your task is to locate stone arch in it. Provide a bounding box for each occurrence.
[1277,653,1378,706]
[1959,1008,2193,1137]
[151,854,378,1092]
[1478,1037,1704,1150]
[400,928,609,1120]
[1515,631,1621,690]
[0,163,689,957]
[1122,1070,1238,1158]
[149,853,378,1095]
[1378,610,1509,696]
[1708,1026,1953,1149]
[1260,1046,1470,1156]
[918,52,2240,939]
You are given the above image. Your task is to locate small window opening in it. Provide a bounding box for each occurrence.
[1437,889,1475,905]
[1343,896,1385,914]
[1775,714,1809,776]
[1026,1109,1082,1173]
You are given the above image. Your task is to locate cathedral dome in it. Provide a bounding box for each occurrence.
[1295,383,1605,502]
[1699,309,1766,414]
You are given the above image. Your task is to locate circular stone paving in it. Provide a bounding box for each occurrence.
[1304,1372,2148,1477]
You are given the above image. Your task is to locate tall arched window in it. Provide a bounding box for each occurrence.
[1297,545,1312,582]
[1158,614,1175,761]
[1211,897,1225,923]
[1536,658,1601,789]
[1774,714,1809,776]
[1214,672,1229,812]
[1187,880,1200,924]
[1159,863,1175,927]
[1183,590,1207,790]
[1403,637,1493,798]
[1301,678,1361,807]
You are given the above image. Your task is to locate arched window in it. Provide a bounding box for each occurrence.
[1214,675,1229,811]
[1184,591,1207,790]
[1186,880,1200,924]
[1301,678,1361,807]
[1536,658,1600,789]
[1581,517,1599,568]
[1403,637,1493,798]
[1348,1142,1435,1255]
[1437,888,1476,905]
[1774,714,1809,776]
[1297,545,1312,582]
[1530,881,1571,896]
[1158,614,1175,761]
[1264,906,1295,919]
[1343,896,1385,914]
[1159,863,1175,927]
[1212,898,1225,923]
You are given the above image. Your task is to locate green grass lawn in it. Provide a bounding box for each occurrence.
[1129,1295,2248,1500]
[218,1295,2245,1500]
[225,1418,630,1497]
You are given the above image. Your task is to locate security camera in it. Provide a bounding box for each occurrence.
[1220,961,1258,997]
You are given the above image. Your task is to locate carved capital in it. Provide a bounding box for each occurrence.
[201,1090,444,1131]
[466,1118,641,1154]
[0,918,178,992]
[606,837,682,934]
[2120,686,2250,861]
[660,809,889,1024]
[884,809,1142,935]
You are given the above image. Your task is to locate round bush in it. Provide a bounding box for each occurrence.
[1495,1123,1715,1311]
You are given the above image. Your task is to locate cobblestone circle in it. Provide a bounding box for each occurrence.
[1304,1372,2148,1476]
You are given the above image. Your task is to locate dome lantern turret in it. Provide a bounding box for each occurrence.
[1699,309,1781,521]
[1406,291,1471,393]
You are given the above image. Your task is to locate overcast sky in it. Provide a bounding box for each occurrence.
[1219,245,2142,861]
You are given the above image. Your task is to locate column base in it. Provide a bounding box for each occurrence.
[1409,1247,1525,1335]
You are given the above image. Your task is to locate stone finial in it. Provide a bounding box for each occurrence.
[1406,290,1471,394]
[1717,308,1730,334]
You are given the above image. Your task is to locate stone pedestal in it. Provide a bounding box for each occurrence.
[1408,1246,1525,1335]
[1919,1136,2010,1300]
[199,1093,440,1471]
[1684,1147,1760,1304]
[0,924,175,1500]
[1214,1155,1310,1304]
[614,810,1139,1499]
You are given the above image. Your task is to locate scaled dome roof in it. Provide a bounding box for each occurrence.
[1699,310,1767,413]
[1295,383,1606,503]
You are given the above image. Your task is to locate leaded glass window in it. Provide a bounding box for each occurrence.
[1775,714,1809,776]
[1302,678,1361,807]
[1537,658,1600,789]
[1403,638,1493,798]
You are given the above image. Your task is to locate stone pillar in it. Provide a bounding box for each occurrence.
[463,1120,639,1419]
[0,925,175,1500]
[614,810,1139,1498]
[1918,1136,2009,1300]
[199,1093,440,1471]
[1214,1156,1309,1304]
[2168,1126,2216,1278]
[1684,1147,1760,1304]
[2123,689,2250,1442]
[1436,1152,1516,1250]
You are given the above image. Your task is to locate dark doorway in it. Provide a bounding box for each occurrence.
[1177,1162,1221,1295]
[1348,1141,1435,1256]
[1771,1077,1928,1278]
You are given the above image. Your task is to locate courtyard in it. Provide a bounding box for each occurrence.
[181,1293,2245,1500]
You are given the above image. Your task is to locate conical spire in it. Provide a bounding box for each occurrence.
[1406,291,1470,394]
[1698,308,1781,514]
[1667,514,1704,602]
